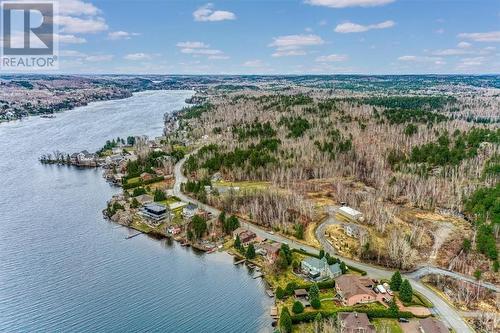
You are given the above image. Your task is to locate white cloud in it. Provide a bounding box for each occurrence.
[124,53,152,61]
[243,60,266,67]
[398,55,443,64]
[208,55,230,60]
[193,3,236,22]
[58,0,100,16]
[458,31,500,42]
[86,54,114,62]
[176,41,226,58]
[180,48,223,55]
[435,28,445,34]
[315,54,348,62]
[269,34,324,56]
[59,50,88,57]
[334,20,395,33]
[176,41,210,49]
[108,31,140,40]
[305,0,395,8]
[457,41,471,49]
[456,56,485,70]
[55,15,108,34]
[57,34,87,44]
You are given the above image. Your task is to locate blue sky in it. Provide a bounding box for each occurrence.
[47,0,500,74]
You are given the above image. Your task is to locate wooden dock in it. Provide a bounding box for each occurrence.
[265,289,274,297]
[125,232,142,239]
[234,259,246,265]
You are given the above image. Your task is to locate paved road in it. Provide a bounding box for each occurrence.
[174,154,475,333]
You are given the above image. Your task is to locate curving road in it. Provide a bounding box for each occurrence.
[173,154,476,333]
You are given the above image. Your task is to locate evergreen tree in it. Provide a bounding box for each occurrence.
[319,249,325,259]
[389,299,399,317]
[310,297,321,309]
[390,271,402,291]
[246,243,256,259]
[234,234,242,250]
[279,307,292,333]
[285,282,297,296]
[292,301,304,314]
[191,215,207,239]
[130,198,140,208]
[309,283,319,300]
[276,287,286,300]
[399,279,413,303]
[340,261,347,274]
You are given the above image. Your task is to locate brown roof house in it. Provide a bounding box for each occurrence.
[337,312,375,333]
[419,317,449,333]
[335,275,376,306]
[232,228,257,245]
[256,242,281,262]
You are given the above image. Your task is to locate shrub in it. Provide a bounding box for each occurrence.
[292,301,304,314]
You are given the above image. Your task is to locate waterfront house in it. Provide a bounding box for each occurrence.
[337,206,364,222]
[182,203,199,219]
[256,242,281,262]
[140,203,169,223]
[335,275,376,306]
[232,228,257,245]
[135,194,153,205]
[337,312,375,333]
[301,257,342,279]
[140,172,153,182]
[419,317,449,333]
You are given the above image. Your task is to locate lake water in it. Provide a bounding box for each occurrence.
[0,90,273,332]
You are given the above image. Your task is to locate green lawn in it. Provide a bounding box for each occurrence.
[373,319,403,333]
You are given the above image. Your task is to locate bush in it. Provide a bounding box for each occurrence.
[292,301,304,314]
[276,287,286,300]
[310,298,321,309]
[285,282,298,296]
[279,307,292,333]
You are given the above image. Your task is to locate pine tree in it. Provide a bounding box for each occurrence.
[319,249,325,259]
[399,279,413,303]
[246,243,256,259]
[390,271,402,291]
[309,283,319,300]
[234,234,241,250]
[310,297,321,309]
[292,300,304,314]
[279,307,292,333]
[276,287,286,300]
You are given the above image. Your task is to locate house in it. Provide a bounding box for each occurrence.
[182,203,199,219]
[257,242,282,262]
[343,223,362,239]
[419,318,449,333]
[140,172,153,182]
[337,312,375,333]
[233,227,257,245]
[140,203,170,223]
[294,289,308,298]
[301,257,342,279]
[135,194,153,205]
[335,275,377,306]
[337,206,364,222]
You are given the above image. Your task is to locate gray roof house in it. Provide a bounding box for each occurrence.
[301,257,342,279]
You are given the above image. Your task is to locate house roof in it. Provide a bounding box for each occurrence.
[328,263,342,275]
[294,289,308,297]
[336,275,376,300]
[338,206,363,217]
[144,203,167,214]
[302,256,327,270]
[338,312,375,333]
[419,318,449,333]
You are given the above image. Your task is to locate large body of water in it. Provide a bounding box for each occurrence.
[0,90,272,332]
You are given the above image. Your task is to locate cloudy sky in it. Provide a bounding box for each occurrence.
[21,0,500,74]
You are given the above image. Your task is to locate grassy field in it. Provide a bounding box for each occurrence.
[373,319,403,333]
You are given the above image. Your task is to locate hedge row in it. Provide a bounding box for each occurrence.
[290,308,413,324]
[295,280,336,290]
[122,176,165,189]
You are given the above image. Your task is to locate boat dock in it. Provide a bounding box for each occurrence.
[125,232,142,239]
[234,259,246,265]
[265,289,274,297]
